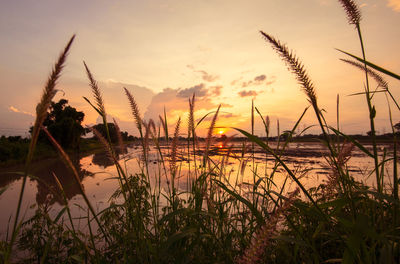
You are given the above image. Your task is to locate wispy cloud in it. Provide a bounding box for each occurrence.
[144,84,220,121]
[388,0,400,12]
[177,83,207,98]
[234,74,276,88]
[254,74,266,82]
[187,65,219,82]
[238,90,258,98]
[211,85,223,96]
[8,106,34,116]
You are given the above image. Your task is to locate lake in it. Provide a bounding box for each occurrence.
[0,140,395,238]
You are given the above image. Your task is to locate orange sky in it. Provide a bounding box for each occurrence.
[1,0,400,137]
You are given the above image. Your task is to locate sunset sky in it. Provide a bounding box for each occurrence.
[1,0,400,137]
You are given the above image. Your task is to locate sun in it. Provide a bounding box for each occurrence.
[215,127,228,136]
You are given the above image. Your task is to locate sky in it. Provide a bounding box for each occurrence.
[1,0,400,137]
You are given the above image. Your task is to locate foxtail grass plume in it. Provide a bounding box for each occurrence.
[91,127,114,162]
[341,59,388,89]
[205,105,221,147]
[237,188,300,264]
[124,87,142,132]
[142,120,151,157]
[260,31,317,106]
[170,117,181,175]
[146,119,157,139]
[204,105,221,164]
[113,118,125,153]
[159,115,167,138]
[6,35,75,262]
[83,61,106,116]
[338,0,361,26]
[32,36,75,157]
[324,142,355,197]
[188,93,196,138]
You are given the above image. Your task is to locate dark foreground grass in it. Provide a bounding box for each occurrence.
[1,0,400,263]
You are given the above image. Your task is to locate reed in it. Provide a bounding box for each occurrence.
[4,35,75,263]
[3,2,400,262]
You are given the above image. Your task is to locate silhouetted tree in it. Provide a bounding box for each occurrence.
[91,123,133,143]
[31,99,85,150]
[92,123,118,143]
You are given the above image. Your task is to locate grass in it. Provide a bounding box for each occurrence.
[1,0,400,263]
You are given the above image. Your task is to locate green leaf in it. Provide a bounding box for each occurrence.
[195,111,216,129]
[337,49,400,81]
[233,128,323,216]
[213,179,264,225]
[329,127,374,158]
[83,96,103,116]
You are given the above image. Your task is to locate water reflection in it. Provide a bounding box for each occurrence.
[92,152,114,168]
[91,145,128,168]
[0,156,91,206]
[0,142,394,211]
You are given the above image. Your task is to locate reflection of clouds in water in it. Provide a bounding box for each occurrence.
[0,141,394,235]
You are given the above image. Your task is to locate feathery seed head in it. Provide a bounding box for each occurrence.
[29,35,75,165]
[237,188,299,264]
[83,61,106,116]
[113,118,125,153]
[91,127,114,162]
[260,31,317,106]
[338,0,361,26]
[124,87,142,132]
[341,59,388,89]
[36,35,75,127]
[170,117,181,175]
[188,93,196,137]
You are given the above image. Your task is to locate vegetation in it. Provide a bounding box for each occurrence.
[91,122,134,143]
[34,99,85,150]
[1,0,400,263]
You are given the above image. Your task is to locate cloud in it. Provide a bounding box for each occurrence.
[388,0,400,11]
[202,112,239,122]
[198,70,219,82]
[0,106,34,136]
[241,80,253,88]
[254,74,266,82]
[210,85,223,96]
[177,83,207,98]
[81,81,155,136]
[8,106,34,116]
[234,74,276,88]
[230,77,243,86]
[101,80,154,118]
[186,65,219,82]
[220,113,238,118]
[238,90,258,97]
[144,86,218,122]
[221,103,233,108]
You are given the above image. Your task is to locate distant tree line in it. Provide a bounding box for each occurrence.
[90,123,135,143]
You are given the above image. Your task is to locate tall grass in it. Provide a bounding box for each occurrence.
[1,0,400,263]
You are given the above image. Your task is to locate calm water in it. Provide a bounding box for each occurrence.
[0,141,395,237]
